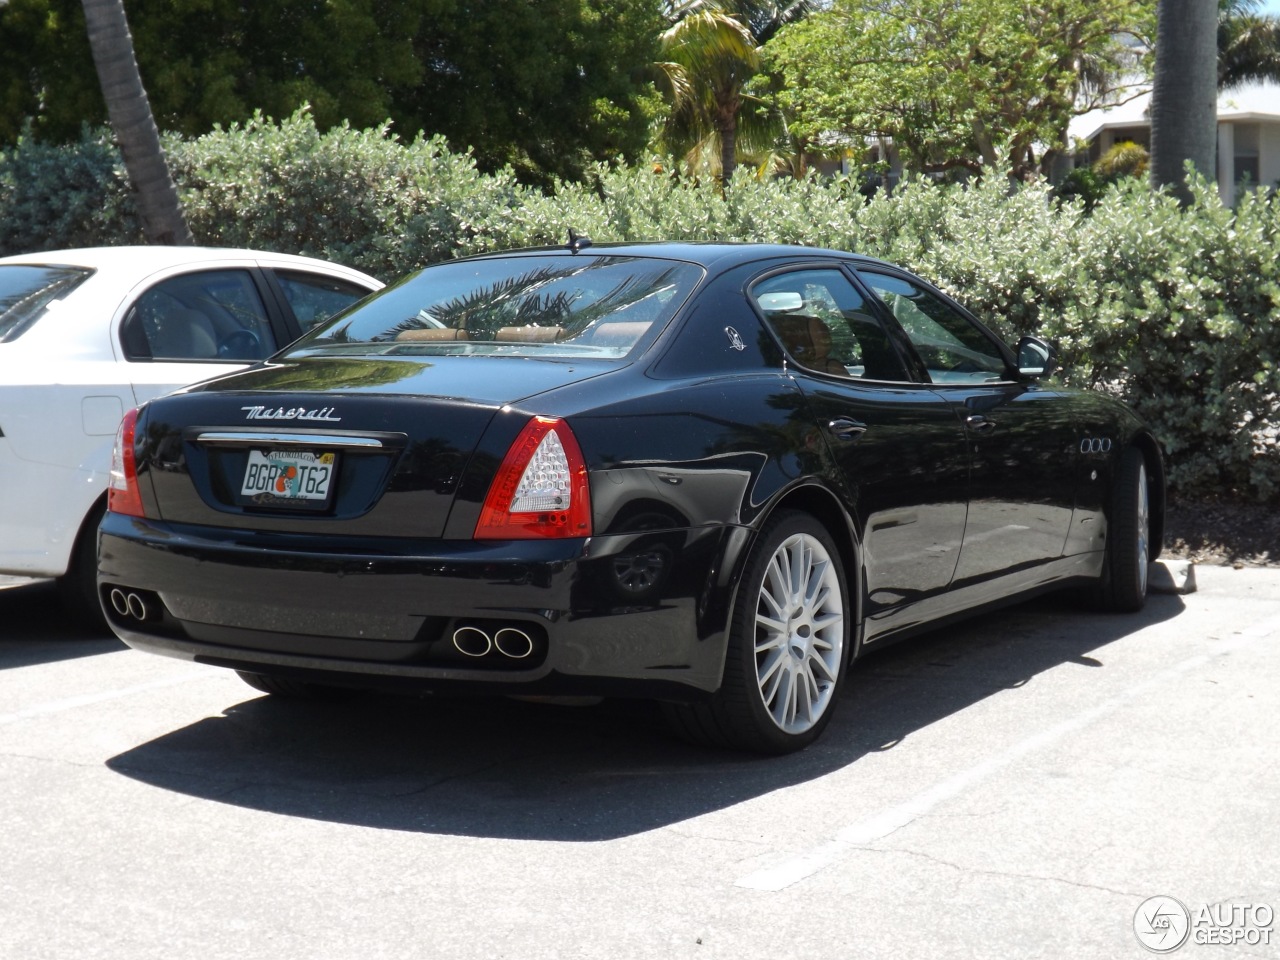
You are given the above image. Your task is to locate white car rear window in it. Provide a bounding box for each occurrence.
[0,265,94,341]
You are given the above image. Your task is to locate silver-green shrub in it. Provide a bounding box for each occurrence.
[0,126,140,252]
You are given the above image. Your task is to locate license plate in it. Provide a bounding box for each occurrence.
[240,450,336,506]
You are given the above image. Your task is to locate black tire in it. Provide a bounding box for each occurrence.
[663,510,850,754]
[236,670,358,701]
[56,501,108,632]
[1087,447,1151,613]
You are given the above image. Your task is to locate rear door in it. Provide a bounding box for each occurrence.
[750,266,970,621]
[856,269,1077,584]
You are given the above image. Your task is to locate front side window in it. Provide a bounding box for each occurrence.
[859,271,1009,384]
[0,265,93,342]
[286,255,703,360]
[751,268,908,381]
[121,270,274,362]
[276,270,372,332]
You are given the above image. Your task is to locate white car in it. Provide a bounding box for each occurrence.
[0,246,382,624]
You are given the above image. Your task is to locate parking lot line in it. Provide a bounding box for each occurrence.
[735,611,1280,892]
[0,668,212,727]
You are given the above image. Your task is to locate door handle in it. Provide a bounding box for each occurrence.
[966,415,997,435]
[827,418,867,442]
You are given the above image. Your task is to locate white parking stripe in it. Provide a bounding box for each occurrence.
[736,613,1280,891]
[0,668,212,727]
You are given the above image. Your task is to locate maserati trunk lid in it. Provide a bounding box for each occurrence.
[134,355,606,537]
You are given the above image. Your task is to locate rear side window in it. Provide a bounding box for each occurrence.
[751,269,908,382]
[0,265,94,342]
[119,269,275,362]
[275,270,372,332]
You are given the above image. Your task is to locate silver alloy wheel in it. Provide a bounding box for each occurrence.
[753,531,845,734]
[1136,462,1150,596]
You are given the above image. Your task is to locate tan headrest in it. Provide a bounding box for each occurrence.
[494,325,564,342]
[396,328,468,341]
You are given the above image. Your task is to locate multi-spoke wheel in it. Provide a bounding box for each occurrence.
[663,510,850,754]
[751,525,845,735]
[1088,446,1151,612]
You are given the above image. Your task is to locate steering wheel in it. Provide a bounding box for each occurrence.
[217,329,264,360]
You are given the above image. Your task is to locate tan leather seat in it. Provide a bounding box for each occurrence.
[583,321,651,348]
[151,307,219,359]
[770,315,846,376]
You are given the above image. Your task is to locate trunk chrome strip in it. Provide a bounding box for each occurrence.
[194,431,384,449]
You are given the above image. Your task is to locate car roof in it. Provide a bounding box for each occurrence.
[459,241,892,273]
[0,245,380,284]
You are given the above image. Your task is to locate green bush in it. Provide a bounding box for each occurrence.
[1,113,1277,501]
[0,126,140,252]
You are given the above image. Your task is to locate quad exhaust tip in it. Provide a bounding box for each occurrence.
[109,587,151,621]
[451,624,536,660]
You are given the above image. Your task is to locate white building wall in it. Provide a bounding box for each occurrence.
[1218,122,1236,205]
[1261,122,1280,191]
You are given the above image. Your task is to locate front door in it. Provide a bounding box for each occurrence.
[856,269,1076,585]
[750,268,970,622]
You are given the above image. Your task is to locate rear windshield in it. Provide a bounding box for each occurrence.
[283,254,703,360]
[0,265,94,341]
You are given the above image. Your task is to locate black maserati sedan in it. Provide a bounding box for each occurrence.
[99,241,1164,754]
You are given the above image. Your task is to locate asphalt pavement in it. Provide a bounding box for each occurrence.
[2,563,1278,960]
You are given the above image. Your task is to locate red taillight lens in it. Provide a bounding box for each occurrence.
[107,407,145,518]
[475,416,592,539]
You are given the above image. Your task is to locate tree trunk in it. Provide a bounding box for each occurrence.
[81,0,193,245]
[1150,0,1219,204]
[717,96,739,186]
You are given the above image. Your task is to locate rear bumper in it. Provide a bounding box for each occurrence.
[98,512,744,698]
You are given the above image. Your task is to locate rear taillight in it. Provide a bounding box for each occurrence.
[108,407,145,518]
[475,416,592,539]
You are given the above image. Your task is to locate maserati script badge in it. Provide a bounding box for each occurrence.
[241,405,342,422]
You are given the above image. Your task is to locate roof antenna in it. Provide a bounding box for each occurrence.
[567,228,593,254]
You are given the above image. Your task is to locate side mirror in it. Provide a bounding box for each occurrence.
[1016,335,1058,380]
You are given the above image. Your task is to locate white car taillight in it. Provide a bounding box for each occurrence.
[475,416,591,539]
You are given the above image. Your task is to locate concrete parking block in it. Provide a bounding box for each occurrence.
[1150,557,1197,594]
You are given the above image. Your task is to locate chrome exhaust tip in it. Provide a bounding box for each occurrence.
[125,592,148,620]
[452,626,492,657]
[493,627,534,659]
[109,588,130,616]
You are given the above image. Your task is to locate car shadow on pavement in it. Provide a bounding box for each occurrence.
[105,591,1185,841]
[0,579,124,668]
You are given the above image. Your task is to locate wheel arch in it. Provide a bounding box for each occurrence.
[746,480,865,659]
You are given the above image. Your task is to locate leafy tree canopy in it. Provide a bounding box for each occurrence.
[0,0,665,186]
[766,0,1153,177]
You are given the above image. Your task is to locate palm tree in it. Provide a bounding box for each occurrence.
[1150,0,1220,203]
[80,0,192,244]
[656,0,816,183]
[1218,0,1280,88]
